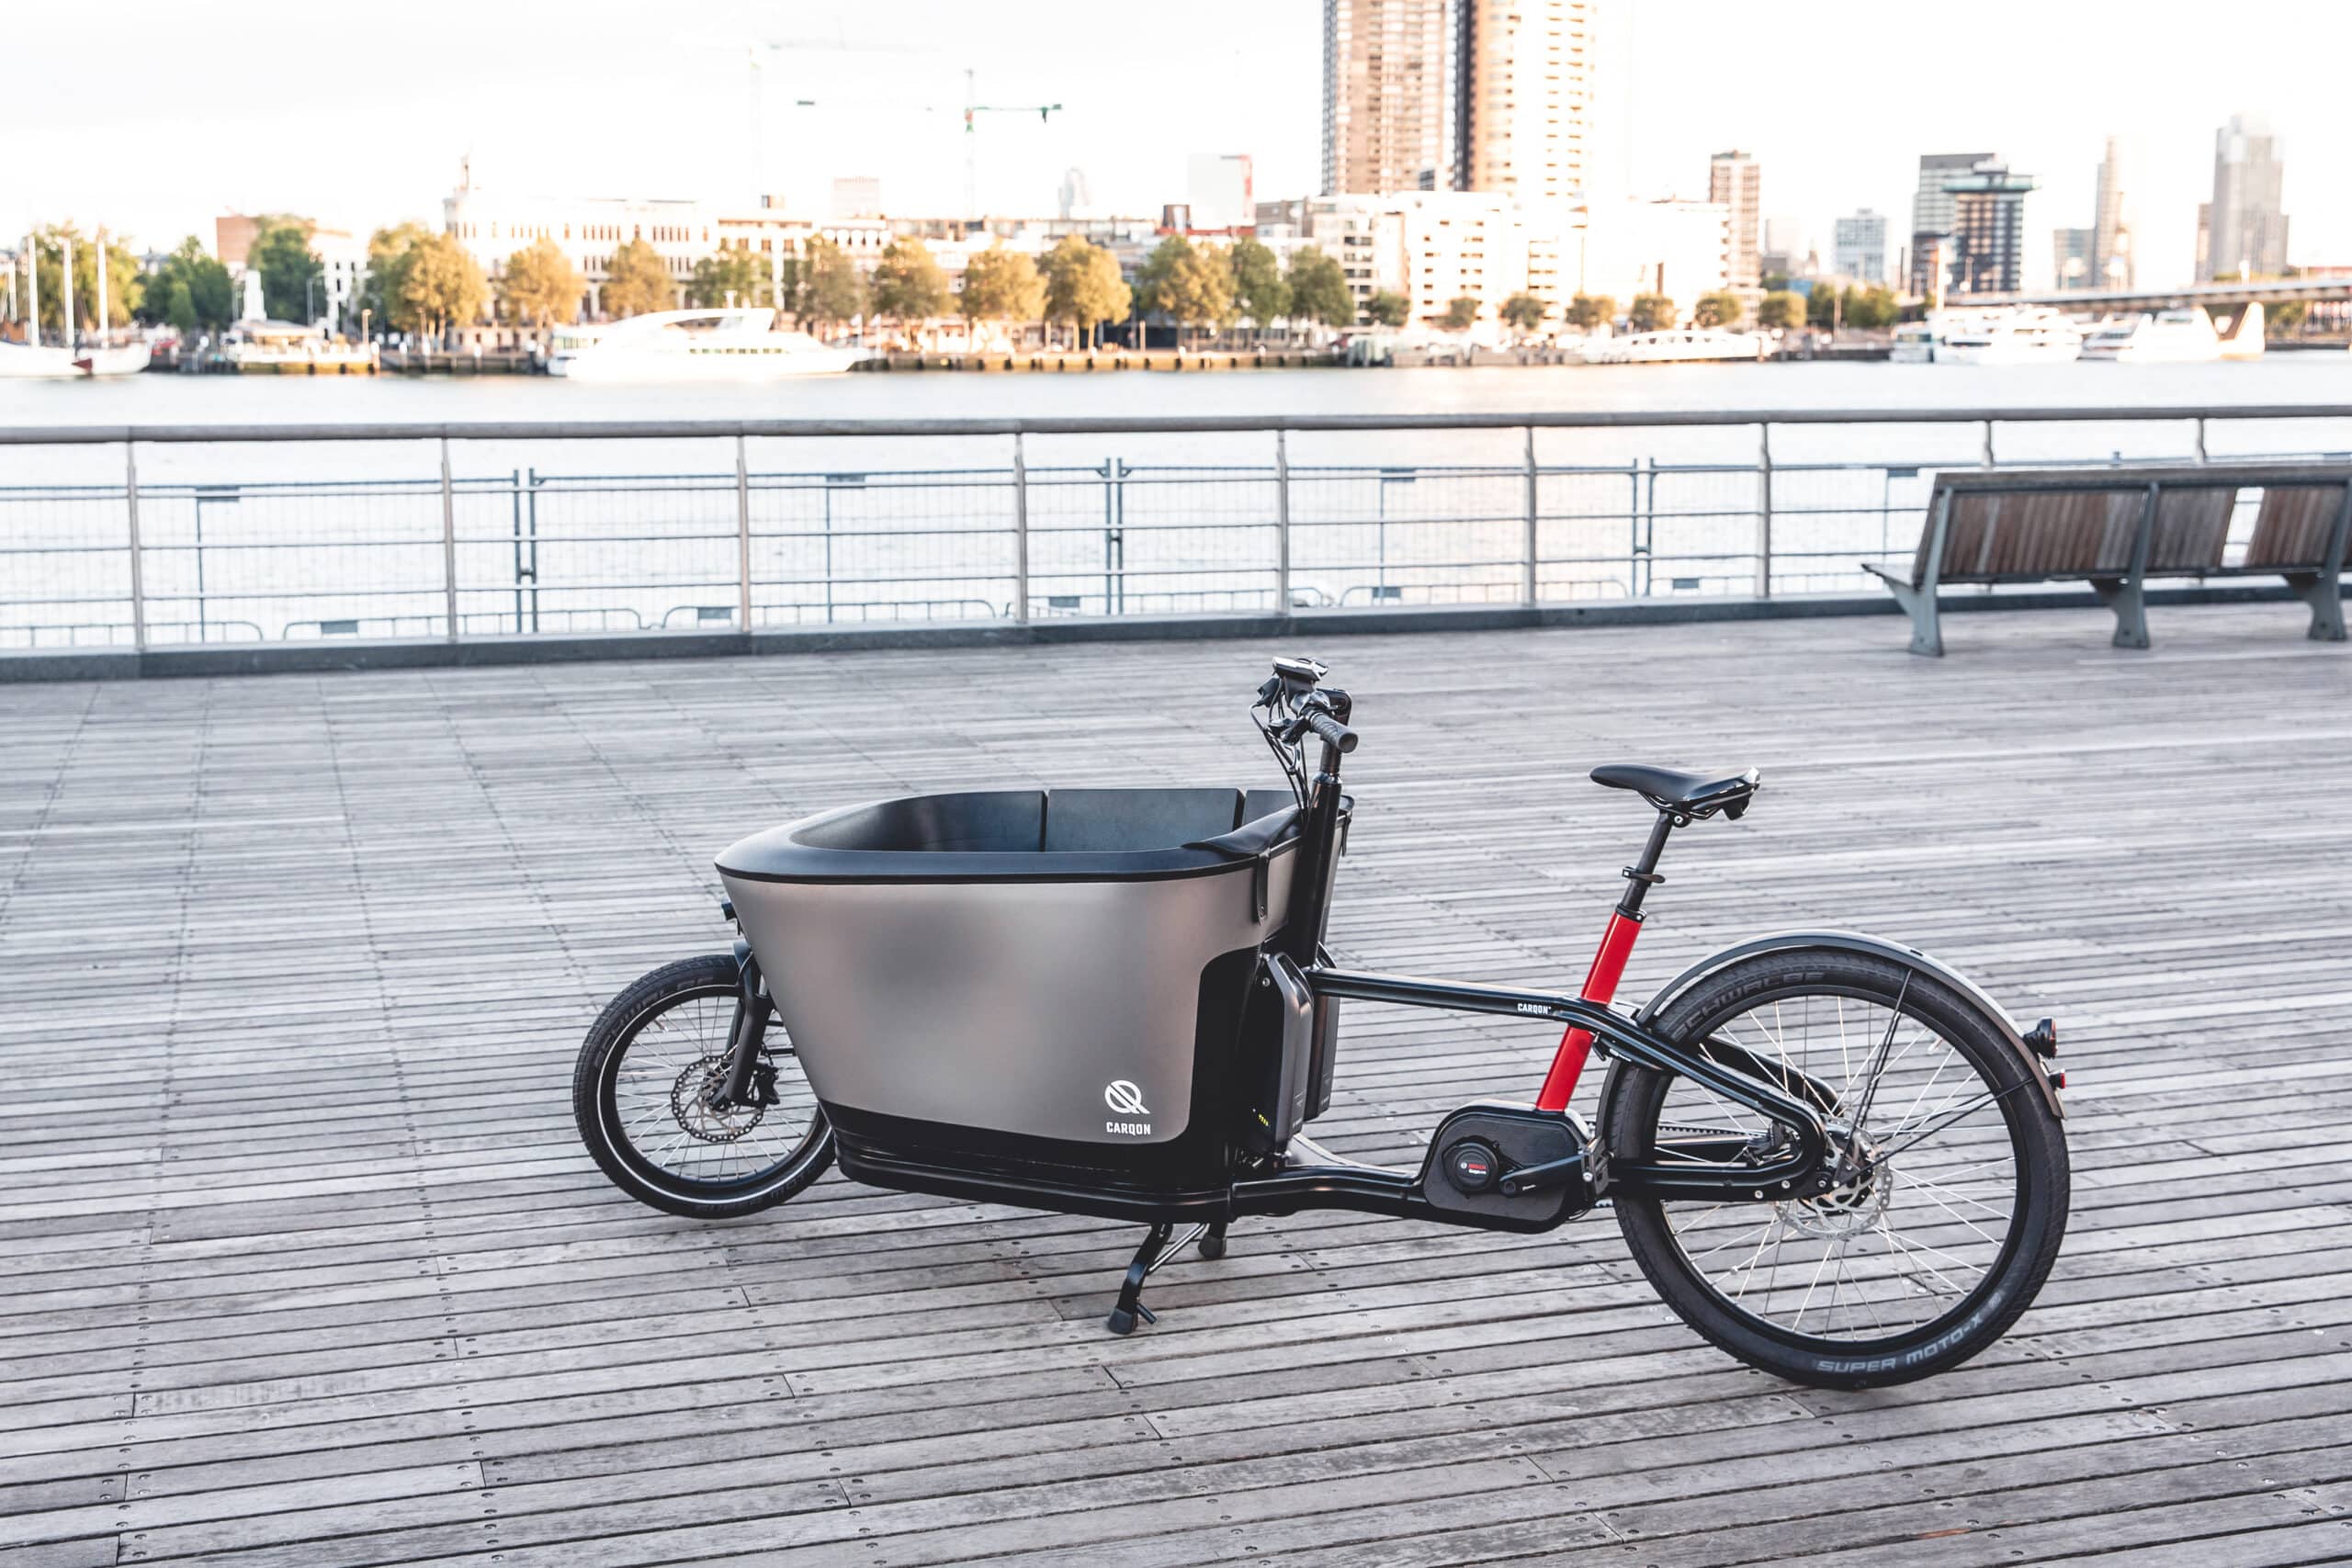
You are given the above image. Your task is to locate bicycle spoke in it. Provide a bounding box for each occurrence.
[1654,983,2020,1347]
[605,986,820,1193]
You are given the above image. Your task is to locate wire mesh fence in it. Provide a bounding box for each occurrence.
[3,409,2346,650]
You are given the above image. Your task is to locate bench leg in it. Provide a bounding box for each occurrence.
[2088,576,2150,650]
[2285,572,2348,642]
[1880,580,1941,657]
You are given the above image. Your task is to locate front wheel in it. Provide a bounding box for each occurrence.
[572,953,833,1218]
[1601,947,2068,1388]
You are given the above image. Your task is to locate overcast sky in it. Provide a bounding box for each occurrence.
[7,0,2346,288]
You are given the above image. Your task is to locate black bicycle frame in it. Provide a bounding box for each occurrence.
[1267,720,1839,1210]
[1306,967,1838,1201]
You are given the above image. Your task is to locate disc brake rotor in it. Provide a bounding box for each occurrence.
[670,1055,766,1144]
[1659,1121,1895,1239]
[1781,1131,1894,1238]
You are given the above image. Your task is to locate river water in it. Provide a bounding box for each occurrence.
[4,358,2347,646]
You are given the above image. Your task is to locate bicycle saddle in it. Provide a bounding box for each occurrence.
[1589,763,1760,820]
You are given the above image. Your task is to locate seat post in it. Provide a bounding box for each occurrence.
[1534,808,1678,1113]
[1618,809,1677,919]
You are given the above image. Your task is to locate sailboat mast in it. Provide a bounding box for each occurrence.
[96,231,108,337]
[24,234,37,349]
[61,235,74,352]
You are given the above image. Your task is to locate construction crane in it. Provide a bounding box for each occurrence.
[955,71,1064,222]
[752,43,1063,220]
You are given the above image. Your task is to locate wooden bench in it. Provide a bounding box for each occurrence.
[1862,462,2352,655]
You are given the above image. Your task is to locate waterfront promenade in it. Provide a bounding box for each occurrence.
[4,604,2351,1565]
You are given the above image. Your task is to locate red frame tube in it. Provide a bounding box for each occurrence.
[1535,910,1643,1111]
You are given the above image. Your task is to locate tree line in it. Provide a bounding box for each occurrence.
[16,216,1928,348]
[683,231,1366,348]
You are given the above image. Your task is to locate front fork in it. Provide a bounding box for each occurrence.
[717,936,772,1110]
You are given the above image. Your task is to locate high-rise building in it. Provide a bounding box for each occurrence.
[1707,151,1761,290]
[2205,113,2289,279]
[1911,152,1994,243]
[1907,151,1994,296]
[1322,0,1457,195]
[1323,0,1597,199]
[1456,0,1597,200]
[2090,136,2132,291]
[1057,168,1095,221]
[1832,209,1887,286]
[1943,164,2036,296]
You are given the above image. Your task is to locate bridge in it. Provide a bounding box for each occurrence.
[1949,275,2352,315]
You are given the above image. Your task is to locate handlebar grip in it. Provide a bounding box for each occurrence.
[1305,710,1359,754]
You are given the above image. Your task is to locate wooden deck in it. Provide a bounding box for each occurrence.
[4,602,2351,1567]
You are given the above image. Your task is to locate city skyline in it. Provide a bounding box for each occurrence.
[6,0,2347,289]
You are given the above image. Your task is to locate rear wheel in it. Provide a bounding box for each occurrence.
[1601,948,2067,1388]
[572,954,833,1218]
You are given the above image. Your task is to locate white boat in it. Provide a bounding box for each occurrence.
[546,308,863,380]
[224,321,376,374]
[1886,308,2001,366]
[1938,307,2083,366]
[1889,322,1937,364]
[5,228,152,377]
[0,339,152,378]
[2079,306,2256,365]
[1591,328,1766,365]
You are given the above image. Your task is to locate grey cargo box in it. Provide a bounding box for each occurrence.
[716,788,1309,1151]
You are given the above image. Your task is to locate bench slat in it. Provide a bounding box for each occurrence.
[2244,487,2345,570]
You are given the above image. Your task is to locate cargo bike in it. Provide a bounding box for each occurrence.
[574,657,2070,1387]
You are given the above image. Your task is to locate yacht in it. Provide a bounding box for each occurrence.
[1886,308,2001,365]
[1938,307,2084,366]
[0,339,152,378]
[1889,321,1937,363]
[2078,306,2255,364]
[1591,328,1766,365]
[546,308,864,380]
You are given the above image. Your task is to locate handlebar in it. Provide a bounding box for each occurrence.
[1300,709,1358,755]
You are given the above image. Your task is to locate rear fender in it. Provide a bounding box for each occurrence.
[1611,930,2064,1122]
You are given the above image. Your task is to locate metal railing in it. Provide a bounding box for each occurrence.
[4,404,2348,651]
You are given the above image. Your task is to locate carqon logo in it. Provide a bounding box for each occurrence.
[1103,1079,1152,1135]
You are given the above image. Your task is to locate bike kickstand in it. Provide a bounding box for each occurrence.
[1106,1221,1210,1336]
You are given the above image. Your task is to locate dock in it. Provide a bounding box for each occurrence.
[4,604,2350,1564]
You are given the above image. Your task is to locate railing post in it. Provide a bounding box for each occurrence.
[440,437,458,642]
[735,434,753,631]
[1274,429,1292,616]
[1756,423,1773,599]
[1521,426,1539,607]
[1012,432,1030,624]
[124,442,147,654]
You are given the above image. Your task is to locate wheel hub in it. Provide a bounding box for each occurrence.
[671,1055,766,1143]
[1781,1130,1892,1238]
